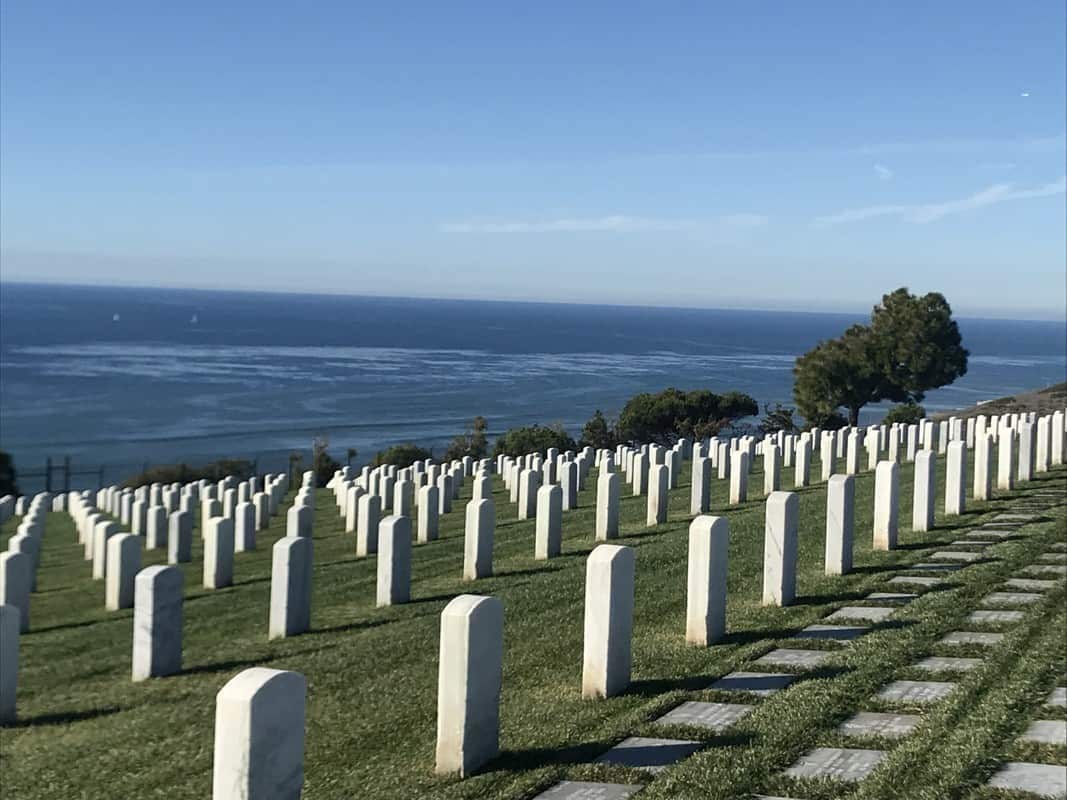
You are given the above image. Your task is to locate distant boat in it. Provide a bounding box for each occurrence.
[112,313,120,322]
[190,313,199,324]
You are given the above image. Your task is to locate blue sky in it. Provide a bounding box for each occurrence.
[1,2,1064,319]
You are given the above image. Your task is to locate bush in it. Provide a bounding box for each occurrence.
[0,451,19,497]
[373,443,433,468]
[883,402,926,427]
[312,437,342,487]
[757,403,799,435]
[121,458,254,489]
[616,388,758,444]
[579,409,620,450]
[442,416,489,462]
[492,424,576,458]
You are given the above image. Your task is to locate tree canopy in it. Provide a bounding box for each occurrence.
[794,288,968,427]
[578,410,620,450]
[883,402,926,427]
[442,416,489,462]
[491,424,577,458]
[616,388,758,445]
[373,443,433,468]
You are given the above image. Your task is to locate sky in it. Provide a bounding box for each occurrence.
[1,2,1065,319]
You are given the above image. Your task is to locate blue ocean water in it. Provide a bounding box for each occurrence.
[1,281,1064,490]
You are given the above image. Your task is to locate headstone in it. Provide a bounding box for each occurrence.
[873,461,899,551]
[690,456,711,515]
[168,511,193,563]
[269,537,312,638]
[647,464,669,525]
[729,451,749,504]
[763,491,798,606]
[912,449,935,532]
[596,471,620,541]
[356,494,381,556]
[997,432,1015,490]
[234,501,256,552]
[213,668,306,799]
[204,517,235,589]
[146,505,168,550]
[518,469,540,520]
[434,595,503,777]
[377,516,411,607]
[92,520,120,579]
[534,485,563,560]
[945,441,966,516]
[795,438,812,487]
[560,462,578,510]
[825,474,854,575]
[582,544,635,698]
[463,499,494,580]
[417,485,440,543]
[764,445,781,496]
[132,566,183,680]
[106,533,141,610]
[686,516,728,645]
[631,453,648,496]
[0,605,17,721]
[286,505,312,539]
[1017,421,1035,483]
[973,434,993,501]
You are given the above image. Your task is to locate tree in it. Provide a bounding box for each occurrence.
[616,388,758,445]
[374,443,433,468]
[492,424,577,458]
[793,288,968,427]
[579,410,620,450]
[757,403,799,435]
[0,451,20,496]
[442,416,489,462]
[312,436,341,487]
[883,402,926,427]
[346,447,358,466]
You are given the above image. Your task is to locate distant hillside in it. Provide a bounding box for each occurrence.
[934,382,1067,420]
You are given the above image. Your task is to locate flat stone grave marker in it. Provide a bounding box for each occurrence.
[987,762,1067,797]
[865,592,918,603]
[968,530,1014,540]
[888,575,944,587]
[653,701,754,731]
[906,562,962,572]
[1020,564,1067,576]
[995,514,1037,521]
[838,711,920,739]
[967,610,1025,624]
[981,592,1043,606]
[1020,720,1066,745]
[949,539,993,548]
[877,680,956,705]
[754,648,834,669]
[1038,553,1067,563]
[939,631,1004,646]
[593,737,702,773]
[1046,688,1066,708]
[930,551,984,562]
[1005,578,1057,591]
[784,747,886,783]
[792,623,868,642]
[825,606,894,622]
[1048,543,1067,551]
[708,671,796,696]
[532,782,642,800]
[913,656,982,672]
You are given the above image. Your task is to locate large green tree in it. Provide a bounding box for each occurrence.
[793,288,968,427]
[492,424,577,458]
[616,388,758,444]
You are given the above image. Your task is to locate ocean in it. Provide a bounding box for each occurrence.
[1,281,1064,492]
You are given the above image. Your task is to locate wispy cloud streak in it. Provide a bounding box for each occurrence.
[814,176,1065,226]
[439,214,768,233]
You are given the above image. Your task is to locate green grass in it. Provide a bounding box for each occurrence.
[1,455,1064,799]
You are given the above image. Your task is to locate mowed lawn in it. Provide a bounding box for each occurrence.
[1,455,1064,799]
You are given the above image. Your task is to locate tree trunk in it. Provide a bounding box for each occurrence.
[849,406,861,427]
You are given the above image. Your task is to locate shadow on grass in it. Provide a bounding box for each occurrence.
[6,705,123,728]
[492,739,618,772]
[29,617,110,635]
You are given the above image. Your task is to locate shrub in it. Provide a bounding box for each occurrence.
[616,388,758,444]
[492,424,576,458]
[0,451,19,497]
[121,458,253,489]
[883,402,926,427]
[578,410,621,450]
[442,416,489,462]
[373,443,433,468]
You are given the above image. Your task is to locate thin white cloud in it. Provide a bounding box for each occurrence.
[439,214,768,234]
[814,176,1066,227]
[873,164,893,181]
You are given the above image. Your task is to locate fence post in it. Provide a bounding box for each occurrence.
[63,456,71,492]
[98,467,106,490]
[45,457,53,493]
